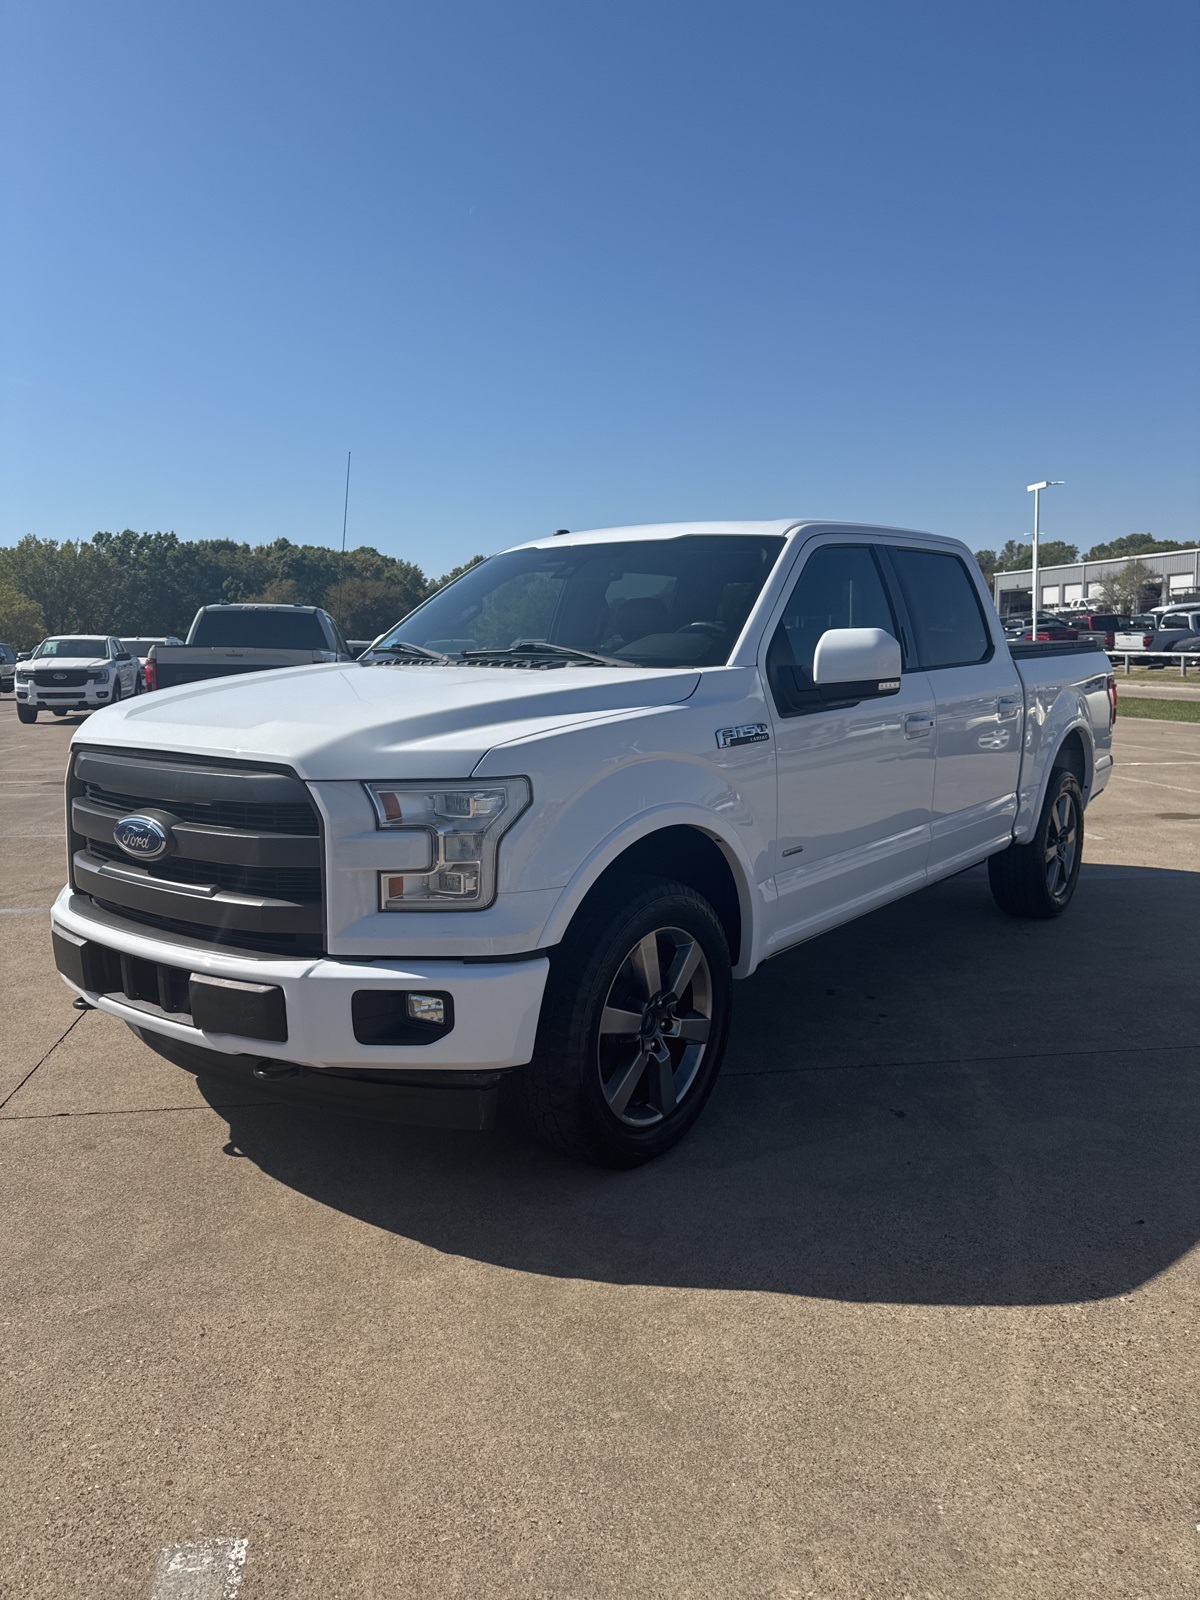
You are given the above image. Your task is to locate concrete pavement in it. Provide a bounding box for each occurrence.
[2,702,1198,1597]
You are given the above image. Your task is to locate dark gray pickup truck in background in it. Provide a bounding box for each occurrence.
[146,604,354,690]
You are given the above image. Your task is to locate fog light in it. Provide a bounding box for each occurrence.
[406,993,446,1026]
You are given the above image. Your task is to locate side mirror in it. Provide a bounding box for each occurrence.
[772,627,902,715]
[16,651,30,661]
[813,627,902,692]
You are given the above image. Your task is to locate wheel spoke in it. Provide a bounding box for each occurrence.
[1044,842,1059,863]
[652,1052,678,1115]
[630,933,662,1001]
[676,1013,710,1043]
[600,1005,643,1038]
[605,1049,650,1116]
[663,936,701,1001]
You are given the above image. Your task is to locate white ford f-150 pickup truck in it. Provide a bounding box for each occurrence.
[51,520,1116,1165]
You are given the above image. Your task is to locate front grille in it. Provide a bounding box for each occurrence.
[93,900,318,957]
[87,839,320,900]
[35,669,89,687]
[82,781,317,836]
[70,747,325,955]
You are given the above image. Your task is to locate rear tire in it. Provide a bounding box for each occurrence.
[510,874,732,1167]
[988,769,1084,919]
[17,704,37,724]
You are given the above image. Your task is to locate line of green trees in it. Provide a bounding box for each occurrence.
[972,532,1192,589]
[0,531,483,651]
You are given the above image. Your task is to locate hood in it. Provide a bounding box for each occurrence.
[74,659,701,778]
[29,656,109,671]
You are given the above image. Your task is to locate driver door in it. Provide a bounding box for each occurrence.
[762,539,936,958]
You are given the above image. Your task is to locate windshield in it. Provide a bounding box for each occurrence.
[371,535,786,668]
[191,611,328,648]
[35,637,108,659]
[120,639,162,656]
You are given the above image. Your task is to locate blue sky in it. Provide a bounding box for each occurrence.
[2,0,1197,576]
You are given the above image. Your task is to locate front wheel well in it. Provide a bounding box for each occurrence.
[571,826,744,967]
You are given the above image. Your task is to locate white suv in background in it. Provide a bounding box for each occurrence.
[14,635,140,723]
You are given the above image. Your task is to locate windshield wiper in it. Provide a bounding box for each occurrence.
[368,640,453,664]
[458,642,632,668]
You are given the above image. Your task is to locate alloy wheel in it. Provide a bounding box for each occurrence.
[596,925,713,1127]
[1044,791,1079,900]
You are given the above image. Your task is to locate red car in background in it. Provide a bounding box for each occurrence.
[1062,613,1130,649]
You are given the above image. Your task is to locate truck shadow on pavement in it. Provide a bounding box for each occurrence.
[198,864,1200,1306]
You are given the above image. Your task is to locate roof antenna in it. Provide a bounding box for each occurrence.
[554,527,570,537]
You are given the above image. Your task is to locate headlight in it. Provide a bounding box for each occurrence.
[86,666,111,682]
[15,667,31,679]
[364,779,531,910]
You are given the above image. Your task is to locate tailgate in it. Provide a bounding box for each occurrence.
[152,648,323,686]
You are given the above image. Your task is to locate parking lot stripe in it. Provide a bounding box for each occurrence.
[0,906,52,914]
[1114,774,1200,797]
[150,1539,248,1600]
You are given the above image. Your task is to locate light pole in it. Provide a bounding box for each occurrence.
[1026,480,1064,635]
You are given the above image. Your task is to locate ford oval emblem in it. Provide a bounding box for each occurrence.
[113,814,171,861]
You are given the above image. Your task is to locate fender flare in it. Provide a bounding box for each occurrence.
[536,802,764,977]
[1015,715,1096,842]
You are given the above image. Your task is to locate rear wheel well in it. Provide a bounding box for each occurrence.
[1052,729,1088,792]
[575,827,743,967]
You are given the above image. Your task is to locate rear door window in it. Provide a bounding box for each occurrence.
[888,548,992,669]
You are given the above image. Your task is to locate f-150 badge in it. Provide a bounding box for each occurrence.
[715,723,770,748]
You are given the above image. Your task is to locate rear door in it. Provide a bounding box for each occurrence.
[762,537,936,955]
[881,543,1023,879]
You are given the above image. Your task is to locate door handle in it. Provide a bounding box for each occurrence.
[997,696,1021,718]
[903,712,935,738]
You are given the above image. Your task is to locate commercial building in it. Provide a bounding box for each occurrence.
[992,546,1200,616]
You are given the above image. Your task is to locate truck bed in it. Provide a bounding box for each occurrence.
[1008,640,1108,661]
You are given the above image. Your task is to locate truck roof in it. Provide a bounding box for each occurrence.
[520,518,942,549]
[196,603,327,614]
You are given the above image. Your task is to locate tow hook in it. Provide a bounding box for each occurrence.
[252,1061,302,1081]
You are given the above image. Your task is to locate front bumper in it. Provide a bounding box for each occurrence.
[50,886,549,1076]
[16,682,114,710]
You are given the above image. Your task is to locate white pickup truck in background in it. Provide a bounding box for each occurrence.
[1115,608,1200,663]
[51,520,1116,1165]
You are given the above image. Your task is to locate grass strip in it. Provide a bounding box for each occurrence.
[1118,696,1200,723]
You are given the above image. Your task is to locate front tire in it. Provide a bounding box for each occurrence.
[988,769,1084,919]
[512,874,732,1167]
[17,704,37,724]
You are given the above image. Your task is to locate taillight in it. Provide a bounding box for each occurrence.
[144,657,157,691]
[1142,635,1154,648]
[1107,673,1118,727]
